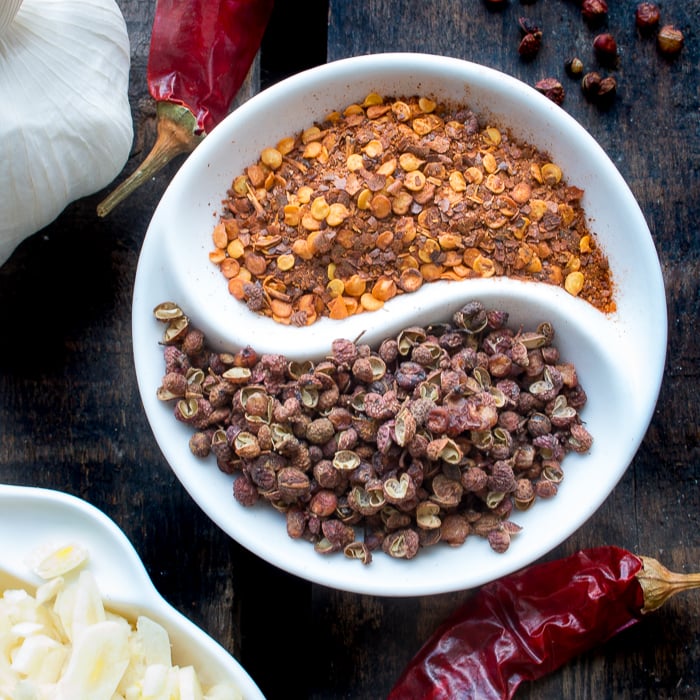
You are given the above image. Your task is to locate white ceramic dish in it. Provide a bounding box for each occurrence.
[132,53,667,596]
[0,484,264,699]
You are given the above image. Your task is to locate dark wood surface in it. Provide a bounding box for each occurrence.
[1,1,698,698]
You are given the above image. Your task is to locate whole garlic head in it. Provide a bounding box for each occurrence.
[0,0,133,267]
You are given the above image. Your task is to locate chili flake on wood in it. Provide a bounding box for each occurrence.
[210,93,616,325]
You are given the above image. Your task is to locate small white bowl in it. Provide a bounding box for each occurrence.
[0,484,264,699]
[133,53,666,596]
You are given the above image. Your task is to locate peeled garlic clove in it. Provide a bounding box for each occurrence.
[54,570,106,643]
[179,665,205,700]
[137,615,173,667]
[55,620,130,700]
[26,542,88,579]
[141,664,171,696]
[10,633,67,681]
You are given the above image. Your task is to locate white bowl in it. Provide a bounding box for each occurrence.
[133,53,666,596]
[0,484,264,699]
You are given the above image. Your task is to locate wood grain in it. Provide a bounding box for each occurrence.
[0,1,697,698]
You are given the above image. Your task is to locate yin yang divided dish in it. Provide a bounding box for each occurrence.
[133,53,666,596]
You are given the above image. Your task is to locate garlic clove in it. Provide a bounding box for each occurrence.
[178,665,205,700]
[137,615,173,667]
[26,541,89,579]
[55,619,131,700]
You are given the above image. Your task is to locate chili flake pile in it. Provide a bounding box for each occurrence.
[209,93,615,326]
[154,299,593,563]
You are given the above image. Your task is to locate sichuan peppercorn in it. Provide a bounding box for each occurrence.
[154,300,596,564]
[564,57,584,78]
[657,25,685,57]
[593,33,618,66]
[581,0,608,27]
[534,78,565,105]
[635,2,661,34]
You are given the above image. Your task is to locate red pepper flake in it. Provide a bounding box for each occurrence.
[388,546,700,700]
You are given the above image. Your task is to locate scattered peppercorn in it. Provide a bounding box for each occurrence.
[581,71,603,101]
[634,2,661,34]
[581,0,608,27]
[475,0,686,113]
[596,76,617,108]
[657,24,684,57]
[593,33,618,66]
[564,57,585,79]
[517,17,543,61]
[581,72,616,109]
[519,32,542,60]
[534,77,565,105]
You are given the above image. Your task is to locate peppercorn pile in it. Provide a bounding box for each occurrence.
[154,299,593,564]
[209,93,615,326]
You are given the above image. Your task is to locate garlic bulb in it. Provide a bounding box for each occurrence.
[0,0,133,267]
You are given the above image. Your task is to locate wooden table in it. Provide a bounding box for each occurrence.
[1,1,698,697]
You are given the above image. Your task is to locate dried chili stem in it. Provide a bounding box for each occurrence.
[638,556,700,613]
[96,102,204,217]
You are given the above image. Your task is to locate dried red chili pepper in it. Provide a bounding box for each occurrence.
[388,546,700,700]
[97,0,273,216]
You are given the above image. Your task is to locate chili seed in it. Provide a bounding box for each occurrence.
[260,147,283,170]
[564,271,585,296]
[541,163,562,186]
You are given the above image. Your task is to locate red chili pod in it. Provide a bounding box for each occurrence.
[388,546,700,700]
[98,0,273,216]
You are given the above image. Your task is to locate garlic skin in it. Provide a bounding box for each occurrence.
[0,0,133,267]
[0,0,23,35]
